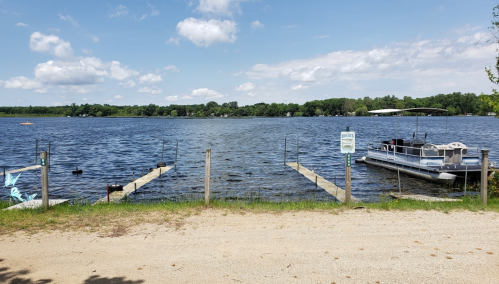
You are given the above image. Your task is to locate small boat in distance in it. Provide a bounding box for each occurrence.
[19,122,33,125]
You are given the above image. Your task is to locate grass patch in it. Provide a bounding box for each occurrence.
[0,197,498,235]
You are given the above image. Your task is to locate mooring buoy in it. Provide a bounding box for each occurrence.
[72,167,83,174]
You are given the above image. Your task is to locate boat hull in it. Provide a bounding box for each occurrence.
[364,156,457,185]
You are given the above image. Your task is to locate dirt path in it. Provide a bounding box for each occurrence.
[1,210,498,283]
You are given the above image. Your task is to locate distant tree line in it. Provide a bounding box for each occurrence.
[0,92,496,118]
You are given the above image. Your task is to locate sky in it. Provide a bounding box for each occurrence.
[0,0,498,107]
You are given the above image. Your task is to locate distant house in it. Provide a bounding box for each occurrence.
[487,112,497,116]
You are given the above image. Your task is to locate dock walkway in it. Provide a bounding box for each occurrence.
[1,165,41,175]
[390,194,462,202]
[94,166,172,204]
[287,162,359,203]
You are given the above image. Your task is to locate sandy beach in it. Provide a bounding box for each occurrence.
[0,209,498,284]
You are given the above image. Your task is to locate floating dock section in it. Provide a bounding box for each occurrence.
[0,165,41,175]
[94,166,172,204]
[3,199,69,210]
[287,162,359,203]
[389,194,462,202]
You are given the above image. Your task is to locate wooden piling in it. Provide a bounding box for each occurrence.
[107,184,110,202]
[41,151,49,210]
[284,137,287,166]
[481,149,489,206]
[205,149,211,206]
[345,155,351,204]
[296,137,299,170]
[48,142,51,171]
[175,141,178,170]
[35,139,38,165]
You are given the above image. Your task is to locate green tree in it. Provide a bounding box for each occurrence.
[483,5,499,117]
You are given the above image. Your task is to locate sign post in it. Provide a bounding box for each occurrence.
[41,151,49,210]
[341,128,355,204]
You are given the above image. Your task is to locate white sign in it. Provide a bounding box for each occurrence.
[341,131,355,153]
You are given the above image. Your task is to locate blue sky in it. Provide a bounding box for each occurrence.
[0,0,498,107]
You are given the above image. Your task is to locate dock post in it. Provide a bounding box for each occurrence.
[175,141,178,171]
[284,137,287,166]
[398,167,401,197]
[48,142,51,171]
[35,139,38,165]
[464,165,468,194]
[41,151,49,210]
[296,137,299,170]
[481,149,489,206]
[107,184,109,202]
[2,166,5,181]
[161,139,165,164]
[159,168,162,178]
[205,149,211,206]
[345,154,351,204]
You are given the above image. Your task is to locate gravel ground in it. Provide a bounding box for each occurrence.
[0,209,498,284]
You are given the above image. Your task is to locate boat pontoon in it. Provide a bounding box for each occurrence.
[358,108,489,186]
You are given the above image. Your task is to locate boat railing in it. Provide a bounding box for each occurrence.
[367,141,481,166]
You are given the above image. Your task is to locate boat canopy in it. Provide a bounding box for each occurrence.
[368,107,448,114]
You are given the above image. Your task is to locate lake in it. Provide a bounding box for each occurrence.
[1,116,497,203]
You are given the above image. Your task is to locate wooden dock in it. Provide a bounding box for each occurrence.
[287,162,359,203]
[390,194,462,202]
[3,199,69,210]
[94,166,172,204]
[0,165,41,175]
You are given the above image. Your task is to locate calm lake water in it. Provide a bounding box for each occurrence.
[1,116,497,203]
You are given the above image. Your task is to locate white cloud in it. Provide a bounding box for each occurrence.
[139,73,162,84]
[34,58,108,85]
[149,4,159,16]
[191,88,224,99]
[34,88,48,93]
[16,22,29,27]
[245,32,495,84]
[176,18,237,47]
[82,48,92,54]
[109,61,139,80]
[90,35,99,42]
[251,20,264,31]
[136,14,147,21]
[166,37,180,46]
[0,76,42,89]
[114,95,123,99]
[58,13,79,27]
[30,32,73,58]
[138,87,162,94]
[314,35,329,39]
[235,82,255,91]
[34,57,137,86]
[291,84,308,90]
[165,95,179,101]
[164,65,180,73]
[119,80,136,89]
[196,0,242,16]
[110,5,129,18]
[59,85,93,93]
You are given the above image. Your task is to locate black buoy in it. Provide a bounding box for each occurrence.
[72,167,83,174]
